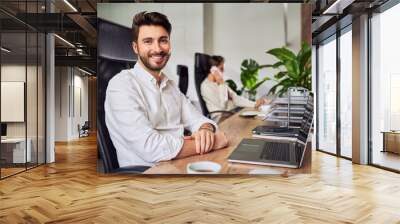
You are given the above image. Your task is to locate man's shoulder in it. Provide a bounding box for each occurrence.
[108,68,137,89]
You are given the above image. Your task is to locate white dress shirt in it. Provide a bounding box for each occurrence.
[201,78,255,121]
[105,63,216,167]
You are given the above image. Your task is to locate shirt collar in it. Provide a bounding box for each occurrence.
[133,62,170,89]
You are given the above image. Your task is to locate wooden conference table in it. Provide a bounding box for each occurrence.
[144,109,311,174]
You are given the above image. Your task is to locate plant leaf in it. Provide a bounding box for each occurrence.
[240,59,261,90]
[274,71,287,80]
[249,76,270,92]
[225,79,241,95]
[266,47,296,62]
[259,61,284,69]
[297,42,311,74]
[284,60,300,78]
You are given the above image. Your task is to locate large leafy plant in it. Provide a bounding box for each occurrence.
[266,42,312,96]
[239,59,270,97]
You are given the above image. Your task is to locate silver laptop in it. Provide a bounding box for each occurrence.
[228,138,307,168]
[228,96,314,168]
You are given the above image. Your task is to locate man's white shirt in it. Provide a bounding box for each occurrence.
[105,63,216,167]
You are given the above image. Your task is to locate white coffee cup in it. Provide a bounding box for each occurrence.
[259,104,271,113]
[186,161,221,174]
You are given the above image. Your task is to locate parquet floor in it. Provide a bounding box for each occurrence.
[1,134,400,223]
[372,150,400,171]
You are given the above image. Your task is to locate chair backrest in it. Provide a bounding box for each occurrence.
[194,53,212,116]
[97,19,136,173]
[82,121,90,129]
[177,65,189,95]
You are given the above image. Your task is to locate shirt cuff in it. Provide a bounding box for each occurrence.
[162,135,184,161]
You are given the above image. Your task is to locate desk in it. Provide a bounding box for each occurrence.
[1,138,31,164]
[144,109,311,174]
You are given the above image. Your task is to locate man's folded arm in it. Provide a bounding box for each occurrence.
[105,83,184,163]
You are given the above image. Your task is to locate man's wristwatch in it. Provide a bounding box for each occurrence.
[200,124,216,133]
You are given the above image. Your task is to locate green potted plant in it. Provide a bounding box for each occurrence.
[266,42,312,96]
[238,59,270,100]
[225,59,270,100]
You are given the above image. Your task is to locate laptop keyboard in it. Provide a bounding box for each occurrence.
[259,142,291,162]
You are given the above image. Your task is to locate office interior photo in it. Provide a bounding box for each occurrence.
[96,3,313,174]
[1,0,400,223]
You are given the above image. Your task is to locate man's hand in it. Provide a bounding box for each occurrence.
[192,128,215,155]
[182,130,228,158]
[212,131,229,150]
[187,130,228,154]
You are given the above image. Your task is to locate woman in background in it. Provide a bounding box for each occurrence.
[201,55,267,122]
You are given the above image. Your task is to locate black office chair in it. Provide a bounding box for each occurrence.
[177,65,189,95]
[97,19,150,174]
[78,121,90,138]
[194,53,234,120]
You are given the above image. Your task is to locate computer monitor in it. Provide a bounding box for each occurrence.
[1,123,7,137]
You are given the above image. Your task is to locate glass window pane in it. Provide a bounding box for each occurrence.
[318,37,337,154]
[1,31,27,178]
[340,29,352,158]
[371,3,400,171]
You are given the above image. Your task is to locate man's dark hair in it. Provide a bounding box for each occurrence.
[132,11,172,42]
[210,55,225,66]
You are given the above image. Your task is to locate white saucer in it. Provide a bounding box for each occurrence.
[187,161,221,174]
[240,111,260,117]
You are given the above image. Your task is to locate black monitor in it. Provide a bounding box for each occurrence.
[1,123,7,137]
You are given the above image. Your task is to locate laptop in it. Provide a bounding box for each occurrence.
[253,93,314,141]
[227,95,314,168]
[227,138,307,168]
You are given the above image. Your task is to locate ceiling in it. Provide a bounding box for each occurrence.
[311,0,390,43]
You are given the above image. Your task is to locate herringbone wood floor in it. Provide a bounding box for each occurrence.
[1,134,400,223]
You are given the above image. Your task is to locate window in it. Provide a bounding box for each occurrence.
[370,3,400,171]
[0,1,46,179]
[339,28,352,158]
[317,36,337,155]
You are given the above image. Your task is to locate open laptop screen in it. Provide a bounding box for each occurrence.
[297,93,314,143]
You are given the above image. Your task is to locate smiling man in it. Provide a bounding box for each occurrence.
[104,11,228,167]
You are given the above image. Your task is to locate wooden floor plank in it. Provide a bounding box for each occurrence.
[0,134,400,223]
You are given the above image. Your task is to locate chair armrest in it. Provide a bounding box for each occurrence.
[112,165,150,174]
[229,107,244,113]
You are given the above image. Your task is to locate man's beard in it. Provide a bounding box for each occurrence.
[138,50,171,72]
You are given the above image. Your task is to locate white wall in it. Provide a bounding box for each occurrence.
[55,67,89,141]
[55,66,68,141]
[98,3,301,100]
